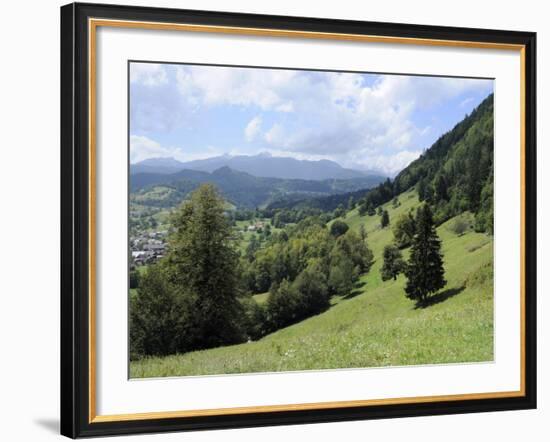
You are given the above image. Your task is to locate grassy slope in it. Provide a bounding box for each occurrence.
[130,189,493,378]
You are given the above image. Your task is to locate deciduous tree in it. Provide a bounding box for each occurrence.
[393,211,416,248]
[330,220,349,237]
[380,244,405,281]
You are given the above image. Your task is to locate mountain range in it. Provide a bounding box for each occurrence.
[131,153,377,181]
[130,166,386,209]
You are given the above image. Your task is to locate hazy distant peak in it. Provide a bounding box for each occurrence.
[131,153,380,181]
[138,156,180,165]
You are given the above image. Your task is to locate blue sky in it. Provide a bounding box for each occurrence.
[130,62,493,176]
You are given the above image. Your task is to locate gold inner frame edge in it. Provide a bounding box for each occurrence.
[87,17,527,424]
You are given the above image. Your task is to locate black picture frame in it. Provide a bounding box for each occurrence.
[61,2,537,438]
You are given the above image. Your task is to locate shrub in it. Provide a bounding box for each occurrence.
[449,214,472,236]
[129,264,191,359]
[330,220,349,237]
[241,297,268,341]
[293,266,330,317]
[266,279,301,329]
[129,269,140,289]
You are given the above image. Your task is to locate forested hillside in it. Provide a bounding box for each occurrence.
[360,94,494,232]
[272,94,494,233]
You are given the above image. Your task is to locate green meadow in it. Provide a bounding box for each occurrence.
[130,189,493,378]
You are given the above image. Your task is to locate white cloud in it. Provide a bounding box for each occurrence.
[460,96,475,108]
[244,116,262,142]
[130,63,167,86]
[264,123,285,145]
[363,150,423,177]
[252,74,491,163]
[134,63,492,173]
[130,135,181,163]
[175,66,296,112]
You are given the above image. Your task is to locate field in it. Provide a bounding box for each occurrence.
[130,188,494,378]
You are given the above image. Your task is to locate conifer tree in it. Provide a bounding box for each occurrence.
[404,204,446,303]
[165,184,244,349]
[434,174,449,202]
[381,209,390,228]
[359,224,367,242]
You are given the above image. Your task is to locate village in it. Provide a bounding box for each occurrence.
[130,230,168,266]
[130,219,268,268]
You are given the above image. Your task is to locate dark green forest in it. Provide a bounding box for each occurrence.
[357,94,494,232]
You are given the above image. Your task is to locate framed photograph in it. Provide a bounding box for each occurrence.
[60,2,536,438]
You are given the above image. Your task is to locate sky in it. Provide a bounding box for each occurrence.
[129,62,493,176]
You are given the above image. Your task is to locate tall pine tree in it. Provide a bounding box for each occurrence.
[381,209,390,228]
[165,184,245,349]
[404,204,446,303]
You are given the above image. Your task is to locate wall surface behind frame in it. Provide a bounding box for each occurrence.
[0,0,546,440]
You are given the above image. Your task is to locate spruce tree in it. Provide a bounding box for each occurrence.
[404,204,446,303]
[359,224,367,242]
[165,184,244,349]
[416,178,428,201]
[434,174,449,202]
[381,210,390,228]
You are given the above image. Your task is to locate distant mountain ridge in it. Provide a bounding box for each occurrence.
[130,166,386,209]
[131,153,375,181]
[131,157,185,175]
